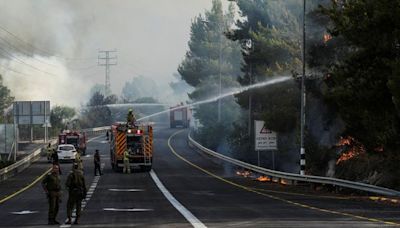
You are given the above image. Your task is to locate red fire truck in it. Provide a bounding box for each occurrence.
[109,122,153,172]
[58,130,87,155]
[170,103,190,128]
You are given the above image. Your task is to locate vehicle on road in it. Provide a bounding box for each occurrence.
[110,122,153,172]
[58,130,87,155]
[170,103,190,128]
[56,144,77,162]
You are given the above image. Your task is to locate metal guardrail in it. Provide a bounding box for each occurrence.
[188,133,400,197]
[0,126,111,182]
[0,139,57,182]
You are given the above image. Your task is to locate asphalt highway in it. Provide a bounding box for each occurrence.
[0,126,399,227]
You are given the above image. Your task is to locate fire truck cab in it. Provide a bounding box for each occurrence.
[58,130,87,155]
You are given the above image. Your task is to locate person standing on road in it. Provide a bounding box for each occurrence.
[51,148,62,175]
[75,151,83,171]
[123,148,131,174]
[65,163,87,225]
[42,165,62,225]
[46,143,53,162]
[94,149,102,176]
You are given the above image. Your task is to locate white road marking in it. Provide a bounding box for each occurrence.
[149,170,207,228]
[108,189,145,192]
[100,140,109,144]
[103,208,153,212]
[10,210,38,215]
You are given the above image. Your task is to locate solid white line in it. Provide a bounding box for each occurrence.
[149,170,207,228]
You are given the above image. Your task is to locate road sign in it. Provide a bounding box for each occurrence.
[13,101,50,125]
[255,120,277,151]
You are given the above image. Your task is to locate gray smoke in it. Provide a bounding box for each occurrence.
[0,0,231,106]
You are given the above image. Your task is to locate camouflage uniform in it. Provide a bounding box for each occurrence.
[42,170,61,225]
[65,168,87,224]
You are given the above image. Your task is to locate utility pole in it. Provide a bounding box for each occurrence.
[300,0,306,176]
[98,50,117,96]
[247,39,253,137]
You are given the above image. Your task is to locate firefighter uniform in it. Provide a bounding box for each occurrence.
[123,149,131,174]
[75,152,83,171]
[65,165,87,225]
[127,109,136,126]
[42,165,61,225]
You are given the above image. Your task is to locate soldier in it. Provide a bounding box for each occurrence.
[123,148,131,174]
[65,163,87,225]
[42,165,61,225]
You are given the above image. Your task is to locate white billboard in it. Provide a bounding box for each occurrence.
[254,120,277,151]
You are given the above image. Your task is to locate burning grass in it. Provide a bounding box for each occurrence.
[336,136,366,164]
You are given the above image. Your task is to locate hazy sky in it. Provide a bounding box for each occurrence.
[0,0,231,107]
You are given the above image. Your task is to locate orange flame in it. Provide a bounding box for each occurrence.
[336,136,365,164]
[256,176,271,182]
[323,33,332,43]
[236,170,252,178]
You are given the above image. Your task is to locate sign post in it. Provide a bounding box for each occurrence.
[254,120,278,168]
[13,101,50,159]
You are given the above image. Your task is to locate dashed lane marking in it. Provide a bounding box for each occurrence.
[167,130,400,227]
[108,189,145,192]
[10,210,39,215]
[103,208,153,212]
[150,169,207,228]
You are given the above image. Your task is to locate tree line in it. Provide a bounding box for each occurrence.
[178,0,400,190]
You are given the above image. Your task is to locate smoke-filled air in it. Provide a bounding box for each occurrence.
[1,0,400,193]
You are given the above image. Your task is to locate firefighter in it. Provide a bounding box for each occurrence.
[127,109,136,126]
[65,163,87,225]
[94,149,102,176]
[75,151,83,171]
[123,148,131,174]
[42,165,61,225]
[46,143,53,163]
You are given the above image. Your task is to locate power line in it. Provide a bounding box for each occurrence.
[98,50,117,96]
[0,64,35,77]
[0,47,58,76]
[0,36,59,67]
[0,24,97,61]
[0,36,99,72]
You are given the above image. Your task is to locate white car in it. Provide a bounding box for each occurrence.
[57,144,77,162]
